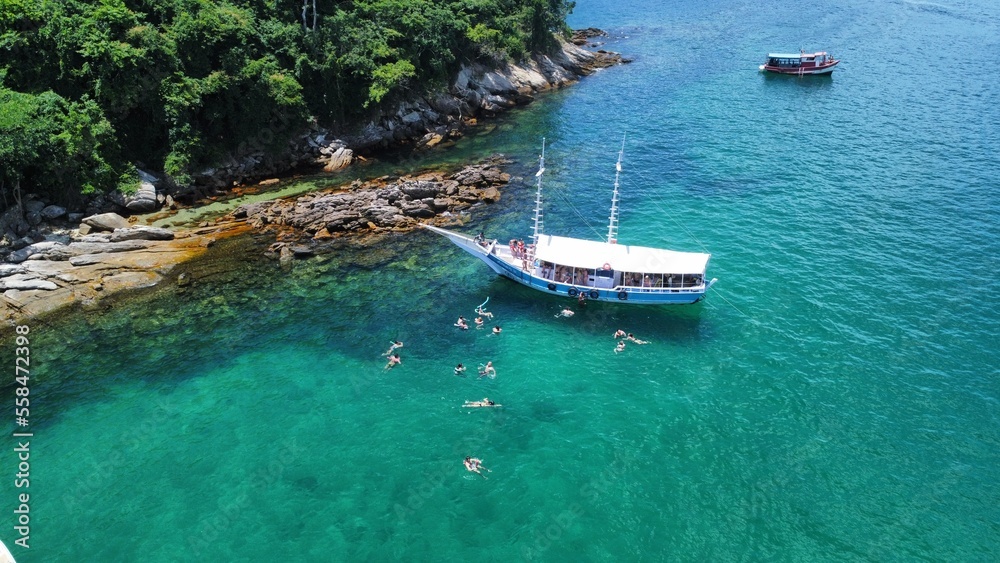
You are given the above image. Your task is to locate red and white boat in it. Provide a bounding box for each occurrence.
[759,51,839,75]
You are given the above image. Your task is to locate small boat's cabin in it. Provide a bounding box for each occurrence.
[765,51,832,68]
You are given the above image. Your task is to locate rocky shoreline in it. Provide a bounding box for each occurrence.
[0,32,627,326]
[231,157,512,262]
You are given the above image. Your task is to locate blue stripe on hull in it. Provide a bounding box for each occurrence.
[483,255,705,305]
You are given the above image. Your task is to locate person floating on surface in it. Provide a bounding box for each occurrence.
[455,316,469,330]
[615,341,626,354]
[385,354,402,369]
[454,363,467,376]
[463,398,499,408]
[555,308,574,318]
[384,340,403,356]
[626,333,649,345]
[613,329,626,339]
[492,325,502,334]
[478,361,496,378]
[464,456,490,478]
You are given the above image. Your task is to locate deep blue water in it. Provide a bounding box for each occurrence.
[5,0,1000,560]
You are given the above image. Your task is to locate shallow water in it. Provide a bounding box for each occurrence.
[7,0,1000,560]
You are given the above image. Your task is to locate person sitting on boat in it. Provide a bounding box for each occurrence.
[613,329,627,339]
[474,231,487,247]
[455,363,466,376]
[455,316,469,330]
[615,341,626,354]
[383,340,403,357]
[479,361,496,378]
[385,354,402,369]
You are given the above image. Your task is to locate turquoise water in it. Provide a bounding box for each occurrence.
[7,0,1000,560]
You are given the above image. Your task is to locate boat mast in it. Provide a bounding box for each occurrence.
[606,134,626,244]
[531,138,546,249]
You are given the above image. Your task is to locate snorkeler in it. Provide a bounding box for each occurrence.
[383,340,403,356]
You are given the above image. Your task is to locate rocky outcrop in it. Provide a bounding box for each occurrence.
[231,157,511,251]
[0,222,251,325]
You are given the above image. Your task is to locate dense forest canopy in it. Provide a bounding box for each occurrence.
[0,0,574,205]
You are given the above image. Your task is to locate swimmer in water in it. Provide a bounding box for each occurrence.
[615,341,626,354]
[454,363,467,376]
[555,308,574,318]
[383,340,403,356]
[385,354,402,369]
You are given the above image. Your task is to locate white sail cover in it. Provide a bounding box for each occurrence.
[533,235,710,274]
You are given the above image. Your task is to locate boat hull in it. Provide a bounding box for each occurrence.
[424,225,715,305]
[759,61,839,75]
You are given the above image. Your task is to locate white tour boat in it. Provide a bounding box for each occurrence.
[423,140,717,305]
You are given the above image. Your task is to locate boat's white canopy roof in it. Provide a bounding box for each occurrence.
[533,234,710,274]
[767,52,826,59]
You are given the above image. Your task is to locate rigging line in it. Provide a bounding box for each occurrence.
[621,170,712,255]
[548,187,608,241]
[708,285,762,327]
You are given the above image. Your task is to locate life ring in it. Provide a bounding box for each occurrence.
[602,263,611,271]
[617,290,628,300]
[567,287,579,297]
[588,289,599,299]
[547,283,556,291]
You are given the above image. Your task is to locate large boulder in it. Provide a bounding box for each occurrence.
[109,226,175,242]
[322,147,353,172]
[82,212,130,232]
[125,180,158,213]
[40,205,68,220]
